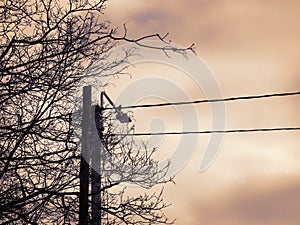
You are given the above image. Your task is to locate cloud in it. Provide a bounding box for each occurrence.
[104,1,300,224]
[188,175,300,225]
[106,0,300,54]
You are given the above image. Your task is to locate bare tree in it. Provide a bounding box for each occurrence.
[0,0,193,224]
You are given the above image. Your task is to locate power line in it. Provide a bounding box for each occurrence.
[119,127,300,136]
[103,91,300,110]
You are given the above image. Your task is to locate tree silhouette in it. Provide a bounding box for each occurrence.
[0,0,193,224]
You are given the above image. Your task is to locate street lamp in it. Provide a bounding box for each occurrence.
[91,90,131,225]
[79,87,132,225]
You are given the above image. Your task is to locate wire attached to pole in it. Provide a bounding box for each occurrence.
[103,91,300,110]
[117,127,300,136]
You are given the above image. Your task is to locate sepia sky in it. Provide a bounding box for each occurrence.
[104,1,300,224]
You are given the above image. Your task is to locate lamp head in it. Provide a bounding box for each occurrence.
[116,111,131,123]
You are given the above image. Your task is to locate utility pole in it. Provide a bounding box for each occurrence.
[91,94,103,225]
[79,86,91,225]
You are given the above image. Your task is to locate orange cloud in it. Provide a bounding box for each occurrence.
[104,1,300,224]
[188,175,300,225]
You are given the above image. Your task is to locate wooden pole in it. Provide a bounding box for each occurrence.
[79,86,91,225]
[91,93,104,225]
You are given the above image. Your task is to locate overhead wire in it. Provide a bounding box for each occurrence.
[119,127,300,136]
[103,90,300,135]
[103,91,300,110]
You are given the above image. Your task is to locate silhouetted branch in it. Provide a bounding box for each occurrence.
[0,0,190,224]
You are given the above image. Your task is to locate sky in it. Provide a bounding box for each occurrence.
[102,1,300,224]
